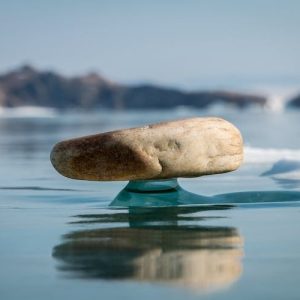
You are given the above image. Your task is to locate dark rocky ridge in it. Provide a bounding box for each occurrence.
[289,94,300,108]
[0,65,267,110]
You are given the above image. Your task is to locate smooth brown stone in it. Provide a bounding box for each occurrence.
[50,117,243,181]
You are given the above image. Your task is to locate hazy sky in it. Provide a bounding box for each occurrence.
[1,0,300,88]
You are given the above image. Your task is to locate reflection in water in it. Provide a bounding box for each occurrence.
[53,206,243,292]
[272,178,300,189]
[71,205,233,225]
[261,160,300,189]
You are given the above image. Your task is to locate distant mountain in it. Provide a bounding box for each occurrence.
[0,65,267,110]
[288,94,300,108]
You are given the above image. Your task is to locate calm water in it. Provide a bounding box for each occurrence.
[1,107,300,299]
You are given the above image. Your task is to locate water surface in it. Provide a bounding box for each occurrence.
[1,108,300,299]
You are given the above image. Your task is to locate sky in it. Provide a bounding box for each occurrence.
[0,0,300,89]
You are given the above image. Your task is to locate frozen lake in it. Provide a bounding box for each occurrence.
[1,107,300,299]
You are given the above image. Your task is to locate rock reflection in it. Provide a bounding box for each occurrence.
[53,206,243,292]
[70,205,232,225]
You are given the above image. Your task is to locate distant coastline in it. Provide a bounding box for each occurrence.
[0,65,299,111]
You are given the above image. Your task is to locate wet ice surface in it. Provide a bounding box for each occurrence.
[1,108,300,299]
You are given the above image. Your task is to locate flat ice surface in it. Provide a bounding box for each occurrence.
[1,108,300,300]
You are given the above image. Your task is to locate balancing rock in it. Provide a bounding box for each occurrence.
[50,117,243,181]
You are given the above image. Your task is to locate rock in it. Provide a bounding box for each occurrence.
[50,117,243,181]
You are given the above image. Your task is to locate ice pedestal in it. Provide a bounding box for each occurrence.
[110,178,211,207]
